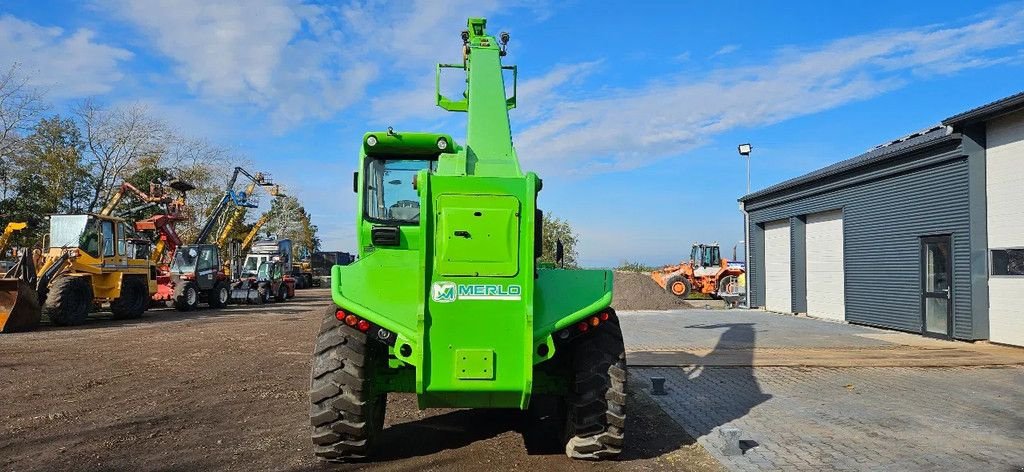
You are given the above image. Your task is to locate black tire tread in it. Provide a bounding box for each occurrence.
[309,305,385,462]
[111,275,148,320]
[565,312,627,460]
[207,281,229,308]
[44,275,92,326]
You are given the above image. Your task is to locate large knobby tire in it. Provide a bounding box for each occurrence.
[111,275,148,320]
[174,281,199,311]
[565,312,627,460]
[207,281,230,308]
[665,275,691,299]
[309,306,387,462]
[44,276,93,326]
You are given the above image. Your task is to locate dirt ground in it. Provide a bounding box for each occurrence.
[612,271,695,311]
[0,289,720,472]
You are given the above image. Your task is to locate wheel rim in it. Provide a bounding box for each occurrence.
[219,287,229,304]
[671,281,686,295]
[187,288,197,305]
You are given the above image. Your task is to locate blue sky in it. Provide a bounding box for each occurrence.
[2,1,1023,267]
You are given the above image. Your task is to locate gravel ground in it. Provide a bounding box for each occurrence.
[613,271,695,311]
[0,289,720,472]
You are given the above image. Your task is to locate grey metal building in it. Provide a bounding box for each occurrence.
[740,92,1024,346]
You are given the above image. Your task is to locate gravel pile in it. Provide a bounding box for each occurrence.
[612,271,694,311]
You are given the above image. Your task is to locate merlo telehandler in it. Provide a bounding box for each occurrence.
[309,18,626,462]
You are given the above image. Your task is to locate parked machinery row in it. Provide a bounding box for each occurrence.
[0,166,302,332]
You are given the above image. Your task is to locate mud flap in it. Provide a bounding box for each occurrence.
[0,278,41,332]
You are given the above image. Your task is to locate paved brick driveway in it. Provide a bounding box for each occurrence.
[620,309,1024,471]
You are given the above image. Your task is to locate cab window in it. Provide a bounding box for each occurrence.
[199,246,218,271]
[101,221,115,257]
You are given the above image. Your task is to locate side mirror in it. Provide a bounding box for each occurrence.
[353,172,359,193]
[555,239,564,268]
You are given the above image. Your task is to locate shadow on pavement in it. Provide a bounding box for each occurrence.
[644,322,773,442]
[365,325,771,463]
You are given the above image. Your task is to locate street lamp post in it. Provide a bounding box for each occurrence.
[737,143,752,194]
[737,143,753,309]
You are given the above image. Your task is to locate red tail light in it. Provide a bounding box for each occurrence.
[599,311,610,321]
[577,322,589,332]
[335,309,348,321]
[357,320,370,332]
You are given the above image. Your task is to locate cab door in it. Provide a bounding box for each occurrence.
[197,246,219,291]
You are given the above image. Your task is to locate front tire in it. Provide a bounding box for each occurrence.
[309,306,387,462]
[665,275,691,299]
[174,282,199,311]
[111,276,148,320]
[565,310,627,460]
[44,276,93,326]
[208,281,230,308]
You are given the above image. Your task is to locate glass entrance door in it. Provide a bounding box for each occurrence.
[921,236,952,337]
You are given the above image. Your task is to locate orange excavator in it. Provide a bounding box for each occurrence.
[651,242,745,300]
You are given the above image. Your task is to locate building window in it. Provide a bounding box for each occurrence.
[991,249,1024,276]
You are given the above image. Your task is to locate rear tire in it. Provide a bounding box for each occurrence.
[565,310,627,460]
[309,305,386,462]
[208,281,230,308]
[111,276,148,320]
[174,282,199,311]
[665,275,691,299]
[45,276,93,326]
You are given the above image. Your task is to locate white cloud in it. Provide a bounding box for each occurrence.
[514,7,1024,176]
[102,0,534,129]
[0,14,132,98]
[102,0,379,129]
[711,44,740,57]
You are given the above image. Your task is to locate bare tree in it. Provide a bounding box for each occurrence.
[158,134,248,242]
[76,99,167,212]
[0,63,47,198]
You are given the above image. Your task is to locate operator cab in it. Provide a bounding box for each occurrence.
[48,214,139,260]
[364,158,436,225]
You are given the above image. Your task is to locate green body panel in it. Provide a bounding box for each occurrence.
[331,17,612,410]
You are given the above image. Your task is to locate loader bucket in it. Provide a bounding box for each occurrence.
[0,278,41,332]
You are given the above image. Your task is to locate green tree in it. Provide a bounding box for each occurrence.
[17,115,91,214]
[539,213,579,268]
[264,195,320,259]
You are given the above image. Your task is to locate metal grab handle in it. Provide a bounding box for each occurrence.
[454,231,471,238]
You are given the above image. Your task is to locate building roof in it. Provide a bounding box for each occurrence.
[739,89,1024,203]
[942,90,1024,126]
[740,125,956,202]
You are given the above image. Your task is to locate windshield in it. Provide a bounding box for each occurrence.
[243,255,265,275]
[49,215,91,249]
[365,158,435,224]
[171,247,200,273]
[257,261,270,279]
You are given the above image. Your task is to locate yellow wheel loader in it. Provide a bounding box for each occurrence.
[0,214,158,332]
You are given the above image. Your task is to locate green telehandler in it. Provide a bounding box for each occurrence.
[310,17,626,461]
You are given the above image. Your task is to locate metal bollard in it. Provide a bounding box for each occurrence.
[650,376,666,395]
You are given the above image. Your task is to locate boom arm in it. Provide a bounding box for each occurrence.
[241,213,270,253]
[436,18,520,178]
[194,167,278,245]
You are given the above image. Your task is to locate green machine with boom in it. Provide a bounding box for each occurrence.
[309,18,626,461]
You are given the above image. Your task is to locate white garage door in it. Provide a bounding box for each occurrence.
[763,220,791,313]
[805,210,845,321]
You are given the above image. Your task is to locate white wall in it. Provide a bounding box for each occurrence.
[986,109,1024,347]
